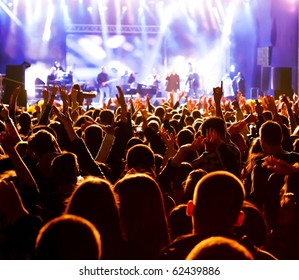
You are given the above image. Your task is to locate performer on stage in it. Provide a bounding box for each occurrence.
[166,68,180,101]
[47,67,57,87]
[232,72,246,96]
[97,66,110,105]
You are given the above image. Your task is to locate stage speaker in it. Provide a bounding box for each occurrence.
[261,66,271,91]
[3,64,28,107]
[271,67,292,99]
[271,67,292,90]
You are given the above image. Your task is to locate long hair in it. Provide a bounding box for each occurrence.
[114,173,170,259]
[65,176,124,259]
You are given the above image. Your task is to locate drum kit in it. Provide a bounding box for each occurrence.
[53,70,73,86]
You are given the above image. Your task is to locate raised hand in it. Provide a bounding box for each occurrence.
[42,87,50,103]
[213,84,223,104]
[59,85,68,102]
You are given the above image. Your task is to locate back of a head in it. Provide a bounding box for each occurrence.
[192,171,245,232]
[99,109,114,125]
[65,177,123,259]
[35,214,101,260]
[126,144,155,171]
[260,120,282,146]
[169,204,192,240]
[51,152,78,185]
[200,117,226,138]
[182,169,207,203]
[177,128,194,147]
[155,106,165,120]
[235,201,268,248]
[126,137,144,151]
[65,177,121,237]
[262,111,273,121]
[28,129,58,157]
[114,173,170,259]
[186,236,253,260]
[84,124,103,158]
[18,112,32,128]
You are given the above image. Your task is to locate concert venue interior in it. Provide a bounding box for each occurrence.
[0,0,298,103]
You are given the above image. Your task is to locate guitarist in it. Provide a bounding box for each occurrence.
[97,66,110,106]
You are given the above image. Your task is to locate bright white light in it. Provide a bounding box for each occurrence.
[230,65,236,73]
[87,6,93,13]
[0,0,22,26]
[106,35,126,49]
[42,2,54,42]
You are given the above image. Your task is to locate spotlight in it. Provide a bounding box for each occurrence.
[87,6,92,13]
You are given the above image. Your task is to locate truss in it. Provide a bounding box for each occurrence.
[65,24,161,34]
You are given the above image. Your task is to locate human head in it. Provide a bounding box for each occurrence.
[182,169,207,203]
[113,173,170,259]
[65,177,124,259]
[83,124,103,159]
[155,106,165,121]
[186,236,253,260]
[200,117,226,138]
[27,129,60,158]
[98,109,114,126]
[187,171,245,234]
[35,214,101,260]
[235,201,268,248]
[259,121,282,154]
[126,144,155,174]
[169,204,192,240]
[51,151,79,186]
[177,128,194,147]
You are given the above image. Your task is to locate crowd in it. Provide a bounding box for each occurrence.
[1,82,299,260]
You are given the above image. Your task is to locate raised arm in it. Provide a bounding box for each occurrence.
[0,106,39,198]
[8,86,22,124]
[38,85,59,125]
[116,85,128,123]
[51,106,106,178]
[213,82,224,120]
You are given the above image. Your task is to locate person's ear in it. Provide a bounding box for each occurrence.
[125,163,128,171]
[234,210,245,227]
[186,200,194,217]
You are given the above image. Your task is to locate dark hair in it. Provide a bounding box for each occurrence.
[186,236,253,260]
[177,128,194,147]
[99,109,114,125]
[51,152,78,185]
[260,120,282,146]
[126,144,155,170]
[193,171,245,231]
[28,129,58,157]
[182,169,207,203]
[235,201,268,248]
[114,173,170,259]
[83,124,103,158]
[65,177,124,259]
[200,117,226,138]
[169,204,192,240]
[35,214,101,260]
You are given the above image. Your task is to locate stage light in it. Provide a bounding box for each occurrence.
[42,1,54,42]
